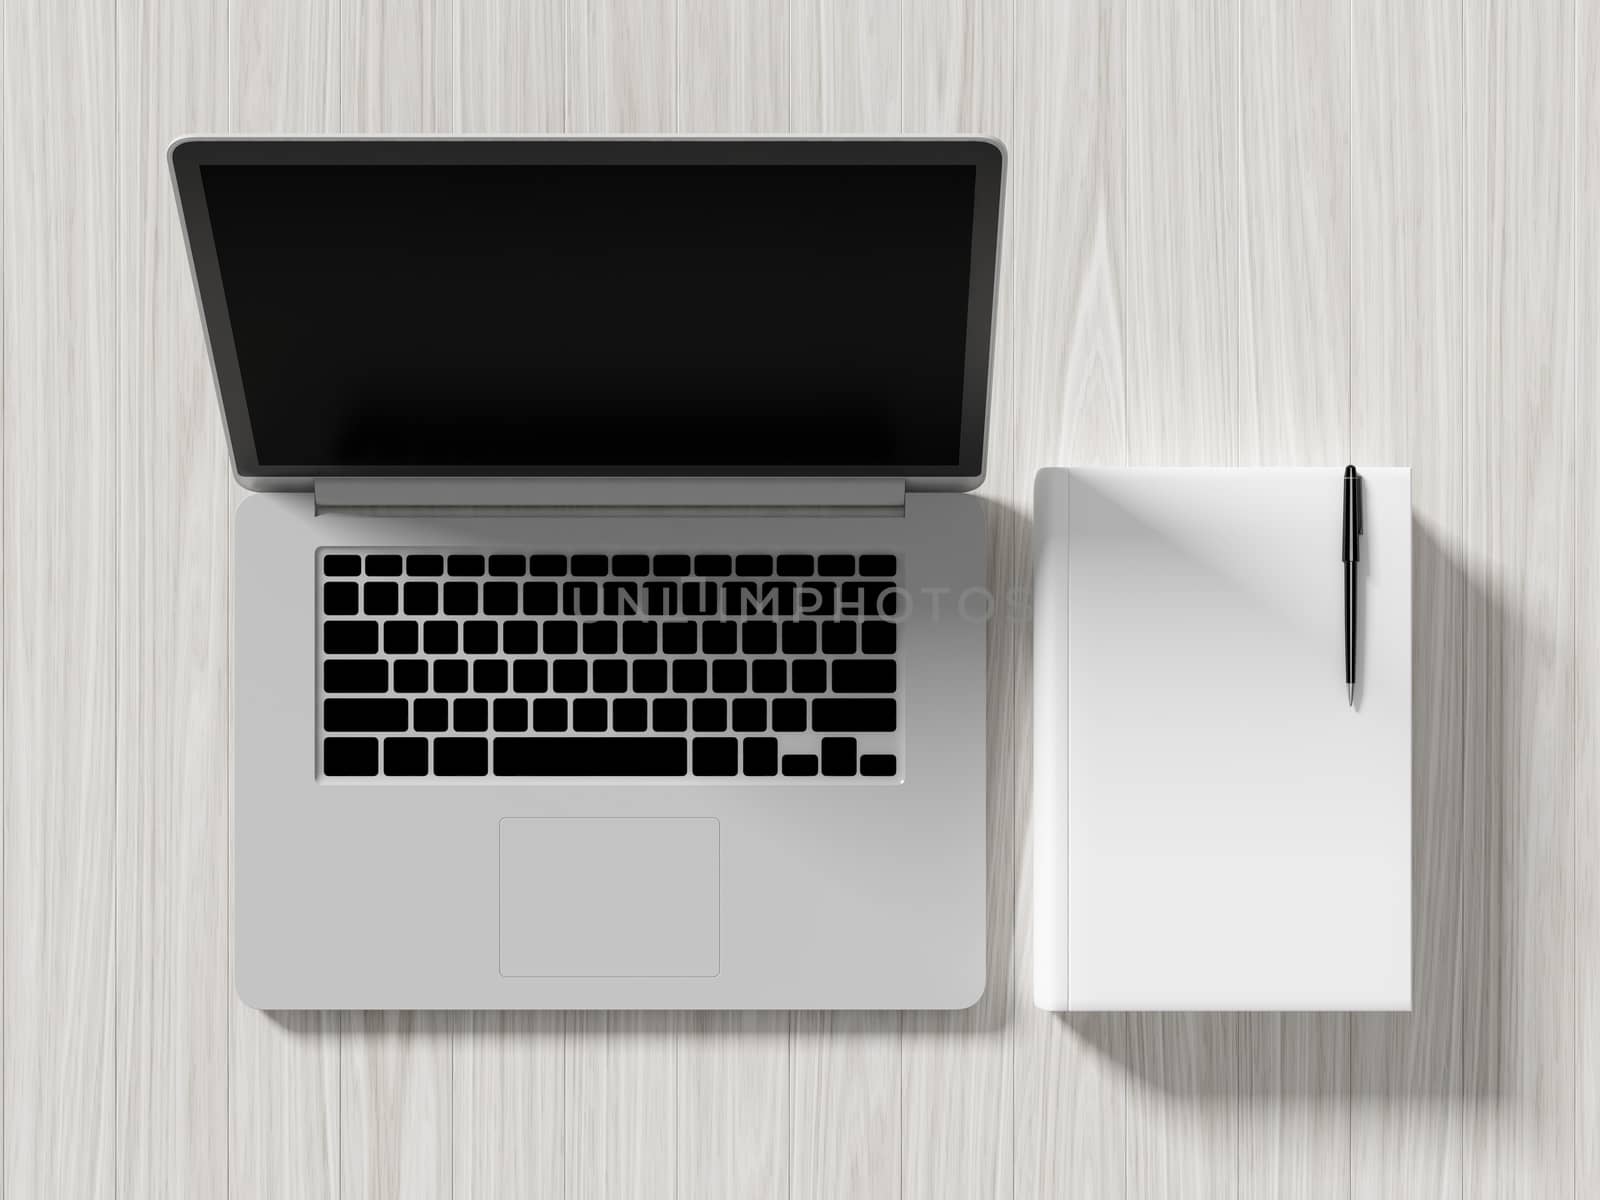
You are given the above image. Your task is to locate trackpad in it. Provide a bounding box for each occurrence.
[499,818,719,977]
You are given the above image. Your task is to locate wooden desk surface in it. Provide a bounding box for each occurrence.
[2,0,1595,1196]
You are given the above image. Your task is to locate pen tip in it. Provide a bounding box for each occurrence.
[1347,682,1354,707]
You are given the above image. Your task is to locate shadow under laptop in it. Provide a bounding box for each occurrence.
[1055,517,1513,1103]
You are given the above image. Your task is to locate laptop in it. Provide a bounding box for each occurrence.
[170,137,1001,1009]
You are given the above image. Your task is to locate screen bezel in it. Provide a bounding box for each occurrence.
[169,137,1004,488]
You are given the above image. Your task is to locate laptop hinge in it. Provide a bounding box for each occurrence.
[312,477,906,517]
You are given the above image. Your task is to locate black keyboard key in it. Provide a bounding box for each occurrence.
[842,580,894,616]
[681,582,718,616]
[404,581,439,616]
[797,582,835,616]
[483,581,519,615]
[414,698,448,732]
[613,697,648,732]
[821,621,856,654]
[816,554,855,577]
[661,621,696,654]
[572,699,608,732]
[859,554,897,577]
[553,660,588,693]
[743,737,778,776]
[447,554,485,576]
[701,621,738,654]
[692,698,726,733]
[673,660,707,694]
[494,698,528,732]
[443,582,478,615]
[365,554,403,577]
[653,554,691,577]
[634,659,668,693]
[393,659,429,694]
[324,698,408,732]
[622,621,657,654]
[488,554,526,577]
[454,698,488,732]
[543,620,578,654]
[564,581,599,616]
[523,582,559,615]
[612,554,651,576]
[495,737,687,776]
[324,620,378,654]
[423,620,458,654]
[583,621,619,654]
[474,660,508,694]
[771,698,807,732]
[644,581,679,616]
[503,621,539,654]
[406,554,444,577]
[513,660,548,694]
[382,624,416,662]
[833,660,897,694]
[384,737,428,777]
[603,581,641,617]
[433,659,468,693]
[463,620,498,655]
[652,697,688,732]
[592,659,628,694]
[323,554,361,577]
[434,737,488,776]
[323,582,359,615]
[692,737,738,776]
[528,554,566,576]
[712,660,747,694]
[723,580,762,617]
[760,581,795,616]
[731,698,766,732]
[570,554,609,577]
[751,659,787,694]
[782,754,818,778]
[812,698,897,732]
[324,659,387,693]
[743,622,777,654]
[821,736,858,777]
[776,554,813,577]
[861,621,897,654]
[693,554,732,577]
[735,553,773,575]
[532,698,568,732]
[363,581,399,615]
[791,659,827,694]
[324,737,378,775]
[860,754,898,777]
[781,622,816,654]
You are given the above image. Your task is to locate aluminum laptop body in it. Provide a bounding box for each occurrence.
[171,137,1001,1009]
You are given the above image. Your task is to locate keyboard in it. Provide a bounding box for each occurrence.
[318,550,903,780]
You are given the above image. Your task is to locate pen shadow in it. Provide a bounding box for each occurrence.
[1057,516,1510,1102]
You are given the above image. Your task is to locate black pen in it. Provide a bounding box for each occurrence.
[1342,465,1363,707]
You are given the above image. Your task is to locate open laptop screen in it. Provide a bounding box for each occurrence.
[173,141,1002,481]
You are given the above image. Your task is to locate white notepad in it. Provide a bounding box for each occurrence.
[1033,468,1411,1011]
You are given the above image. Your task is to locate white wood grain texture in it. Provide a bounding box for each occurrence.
[226,3,345,1197]
[2,1,118,1197]
[1463,1,1576,1198]
[114,0,231,1196]
[1236,1,1351,1194]
[457,0,565,131]
[1349,0,1465,1195]
[564,0,674,133]
[1578,4,1600,1195]
[340,1011,452,1197]
[340,0,457,131]
[452,1012,563,1197]
[1123,1,1241,1194]
[1009,0,1128,1198]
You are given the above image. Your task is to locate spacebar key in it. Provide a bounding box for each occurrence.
[493,737,688,776]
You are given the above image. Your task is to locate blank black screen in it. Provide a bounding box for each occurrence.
[199,162,979,471]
